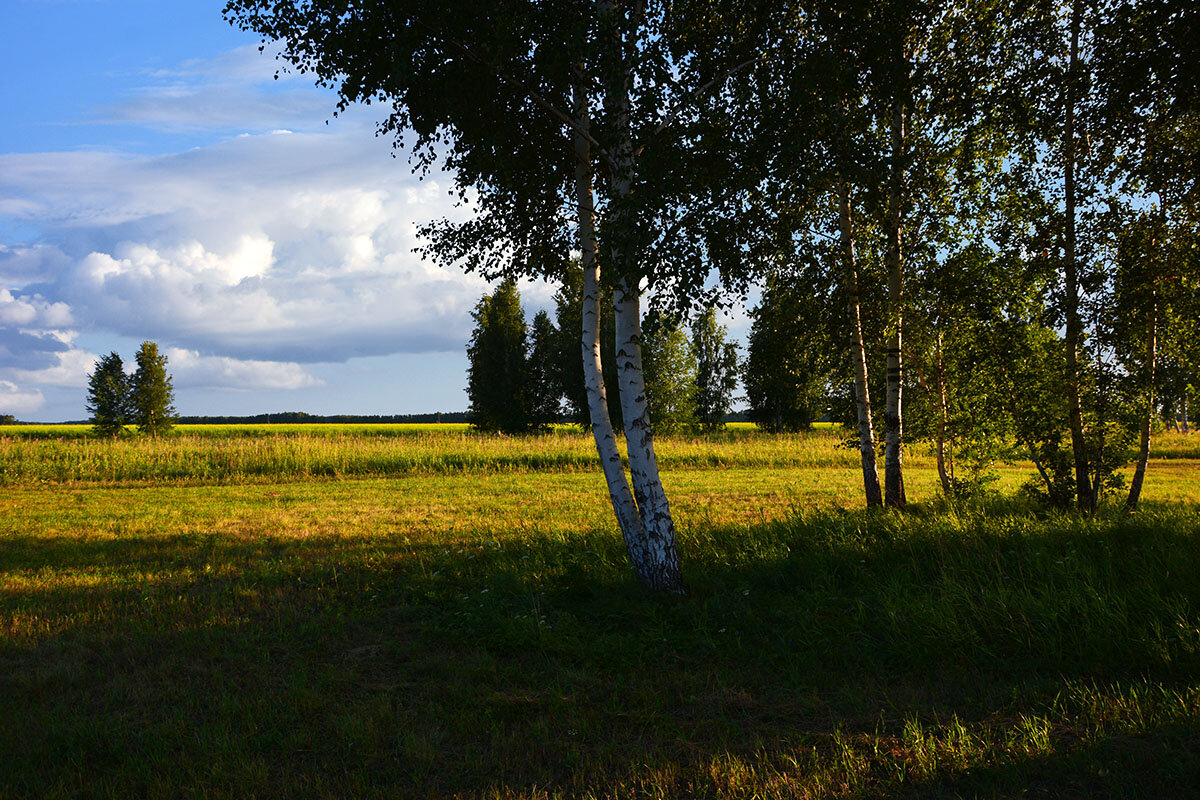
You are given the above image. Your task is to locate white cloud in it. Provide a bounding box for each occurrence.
[0,380,44,415]
[94,43,336,134]
[1,123,490,363]
[9,346,98,389]
[0,289,73,327]
[0,42,552,416]
[166,348,323,391]
[1,244,73,286]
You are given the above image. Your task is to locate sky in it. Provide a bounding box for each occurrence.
[1,0,749,422]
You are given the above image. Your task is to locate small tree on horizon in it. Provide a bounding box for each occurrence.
[744,278,834,433]
[692,308,741,432]
[130,341,176,439]
[526,310,562,431]
[86,351,131,438]
[466,279,529,433]
[643,317,698,435]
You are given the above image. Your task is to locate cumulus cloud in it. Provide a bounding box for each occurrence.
[0,380,44,415]
[0,42,546,417]
[166,348,323,391]
[1,118,491,363]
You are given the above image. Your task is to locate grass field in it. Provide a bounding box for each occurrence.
[2,425,1199,798]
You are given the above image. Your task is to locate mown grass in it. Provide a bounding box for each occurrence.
[1,426,1199,798]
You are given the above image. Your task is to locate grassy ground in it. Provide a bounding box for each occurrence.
[1,426,1198,798]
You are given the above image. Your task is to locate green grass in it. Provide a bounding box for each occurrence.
[0,426,871,486]
[2,426,1199,798]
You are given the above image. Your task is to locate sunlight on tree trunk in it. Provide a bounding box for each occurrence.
[614,282,684,593]
[572,76,646,557]
[1126,289,1157,512]
[838,184,882,507]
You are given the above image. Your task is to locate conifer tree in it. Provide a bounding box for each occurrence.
[526,310,563,431]
[466,279,529,433]
[130,342,176,438]
[86,351,131,438]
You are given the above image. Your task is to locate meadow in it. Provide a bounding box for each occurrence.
[1,424,1199,798]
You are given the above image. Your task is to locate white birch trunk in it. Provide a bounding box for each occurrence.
[614,280,684,592]
[572,77,646,548]
[597,0,684,592]
[837,184,882,507]
[1126,289,1158,512]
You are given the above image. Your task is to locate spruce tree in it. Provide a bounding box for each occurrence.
[466,279,529,433]
[692,309,741,432]
[130,341,176,439]
[526,310,563,431]
[86,351,131,438]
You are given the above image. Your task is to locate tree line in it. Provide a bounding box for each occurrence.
[466,273,742,433]
[225,0,1199,592]
[86,341,177,438]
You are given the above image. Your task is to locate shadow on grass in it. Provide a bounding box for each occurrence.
[2,502,1199,798]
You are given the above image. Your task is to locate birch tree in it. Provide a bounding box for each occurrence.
[223,0,768,591]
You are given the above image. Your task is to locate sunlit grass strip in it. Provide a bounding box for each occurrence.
[0,428,892,485]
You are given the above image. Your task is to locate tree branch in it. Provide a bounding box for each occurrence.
[410,18,615,171]
[634,53,769,158]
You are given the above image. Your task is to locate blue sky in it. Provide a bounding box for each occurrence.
[1,0,746,422]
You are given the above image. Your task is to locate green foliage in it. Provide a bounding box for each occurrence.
[691,308,740,431]
[130,342,176,439]
[642,316,697,435]
[525,310,561,431]
[86,351,131,438]
[551,264,620,430]
[744,277,833,432]
[466,279,529,433]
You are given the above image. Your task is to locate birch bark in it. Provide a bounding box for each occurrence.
[614,282,684,592]
[1126,288,1158,512]
[572,77,646,549]
[598,0,684,592]
[837,184,883,507]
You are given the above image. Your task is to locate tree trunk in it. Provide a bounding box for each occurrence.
[572,75,647,552]
[1091,312,1106,509]
[1182,395,1190,434]
[934,331,952,495]
[1126,291,1158,512]
[837,184,882,507]
[883,99,907,509]
[614,282,684,592]
[1064,0,1094,512]
[598,0,684,593]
